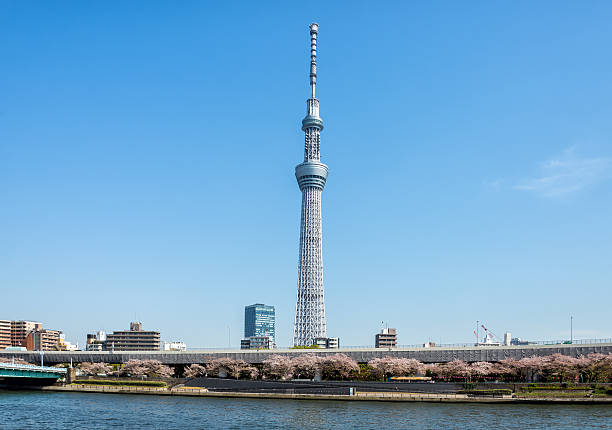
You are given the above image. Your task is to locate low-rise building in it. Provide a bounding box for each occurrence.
[313,337,339,349]
[58,333,78,351]
[162,341,186,351]
[375,328,397,348]
[327,337,340,349]
[86,342,103,351]
[240,336,274,350]
[104,322,160,351]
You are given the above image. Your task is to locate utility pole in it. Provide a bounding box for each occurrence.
[570,316,573,344]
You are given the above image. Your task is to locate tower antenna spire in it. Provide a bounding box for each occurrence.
[294,23,328,347]
[309,23,318,99]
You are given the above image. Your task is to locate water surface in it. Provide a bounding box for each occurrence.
[0,390,610,429]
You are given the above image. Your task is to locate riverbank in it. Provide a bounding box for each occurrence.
[40,384,612,404]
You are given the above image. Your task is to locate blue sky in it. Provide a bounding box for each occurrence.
[1,1,611,348]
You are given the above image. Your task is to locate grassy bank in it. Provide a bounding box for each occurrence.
[515,384,612,399]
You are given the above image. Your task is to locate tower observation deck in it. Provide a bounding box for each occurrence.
[293,23,328,346]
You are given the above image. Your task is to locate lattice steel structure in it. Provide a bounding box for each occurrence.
[293,23,328,346]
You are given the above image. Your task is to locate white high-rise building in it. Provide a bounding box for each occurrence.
[293,23,328,346]
[504,332,511,346]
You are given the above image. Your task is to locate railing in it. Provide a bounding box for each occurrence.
[185,338,612,351]
[0,338,609,354]
[0,362,67,373]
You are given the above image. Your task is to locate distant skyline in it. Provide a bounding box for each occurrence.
[1,2,611,348]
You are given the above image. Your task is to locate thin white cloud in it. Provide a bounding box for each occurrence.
[483,179,503,191]
[514,147,611,197]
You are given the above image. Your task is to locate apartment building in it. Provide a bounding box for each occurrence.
[0,320,11,349]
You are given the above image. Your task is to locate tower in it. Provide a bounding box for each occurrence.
[293,23,328,346]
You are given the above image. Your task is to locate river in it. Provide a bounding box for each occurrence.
[0,390,610,429]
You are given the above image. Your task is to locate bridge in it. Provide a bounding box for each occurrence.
[0,363,67,386]
[1,342,611,365]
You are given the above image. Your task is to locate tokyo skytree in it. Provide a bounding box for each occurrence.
[293,23,328,347]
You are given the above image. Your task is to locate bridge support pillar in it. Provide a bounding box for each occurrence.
[66,367,76,384]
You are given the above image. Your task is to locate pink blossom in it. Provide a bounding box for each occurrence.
[79,362,113,376]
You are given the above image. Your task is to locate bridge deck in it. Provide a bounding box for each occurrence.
[0,363,67,379]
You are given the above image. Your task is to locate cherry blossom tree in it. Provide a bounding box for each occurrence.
[79,362,113,376]
[367,357,425,379]
[495,359,522,381]
[545,354,580,382]
[206,358,243,378]
[580,353,612,382]
[291,354,321,379]
[262,355,293,380]
[438,360,471,380]
[239,364,259,380]
[469,361,494,379]
[320,354,359,380]
[183,364,207,378]
[205,358,258,379]
[115,359,173,378]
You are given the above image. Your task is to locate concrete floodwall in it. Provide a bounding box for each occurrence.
[1,343,611,365]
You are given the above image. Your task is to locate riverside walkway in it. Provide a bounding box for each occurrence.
[1,341,611,365]
[41,384,612,404]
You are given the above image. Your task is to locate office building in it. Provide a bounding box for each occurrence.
[104,322,160,351]
[244,304,275,341]
[293,23,329,346]
[375,328,397,348]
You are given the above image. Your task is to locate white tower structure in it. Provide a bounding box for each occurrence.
[293,23,328,346]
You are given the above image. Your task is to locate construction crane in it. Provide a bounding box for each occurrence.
[479,324,501,346]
